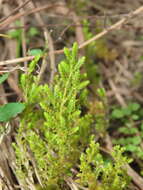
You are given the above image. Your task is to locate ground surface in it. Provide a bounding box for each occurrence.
[0,0,143,190]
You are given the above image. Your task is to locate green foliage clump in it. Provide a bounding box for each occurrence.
[111,103,141,120]
[77,137,131,190]
[13,43,93,188]
[13,43,131,190]
[111,103,143,161]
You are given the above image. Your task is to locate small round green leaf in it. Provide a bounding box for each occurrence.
[131,114,139,120]
[28,49,43,56]
[0,103,25,122]
[128,103,140,112]
[111,109,124,119]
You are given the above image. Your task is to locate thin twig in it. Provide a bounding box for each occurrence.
[0,56,34,66]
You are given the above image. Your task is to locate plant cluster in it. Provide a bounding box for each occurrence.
[111,103,143,165]
[77,138,131,190]
[11,43,131,190]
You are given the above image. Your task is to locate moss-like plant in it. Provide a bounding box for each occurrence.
[13,43,131,190]
[77,137,131,190]
[13,43,92,189]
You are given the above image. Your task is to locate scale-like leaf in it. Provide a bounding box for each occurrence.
[0,103,25,122]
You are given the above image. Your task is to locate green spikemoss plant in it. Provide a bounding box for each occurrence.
[77,137,131,190]
[13,43,131,190]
